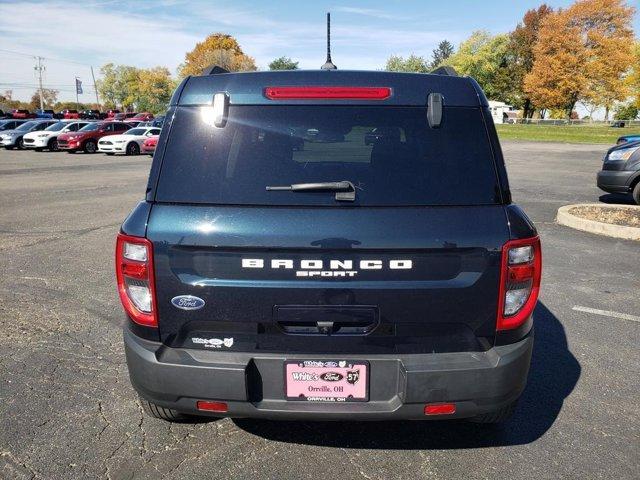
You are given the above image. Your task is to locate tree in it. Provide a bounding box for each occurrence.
[444,31,511,101]
[430,40,454,69]
[568,0,635,120]
[524,10,588,118]
[507,5,553,117]
[134,67,176,114]
[97,64,176,113]
[614,103,639,120]
[628,42,640,108]
[269,56,299,70]
[385,54,430,73]
[28,88,58,110]
[178,33,256,77]
[97,63,119,107]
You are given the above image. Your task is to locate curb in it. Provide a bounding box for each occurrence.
[556,204,640,241]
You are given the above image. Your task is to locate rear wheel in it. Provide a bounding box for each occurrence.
[138,396,188,422]
[16,137,24,149]
[468,400,518,424]
[84,140,97,154]
[126,142,140,156]
[632,181,640,205]
[48,138,59,152]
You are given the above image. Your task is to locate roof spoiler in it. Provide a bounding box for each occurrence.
[201,65,230,76]
[431,66,458,76]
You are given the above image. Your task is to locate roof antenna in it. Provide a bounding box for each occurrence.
[321,12,337,70]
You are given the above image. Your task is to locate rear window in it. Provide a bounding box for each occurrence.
[155,106,500,206]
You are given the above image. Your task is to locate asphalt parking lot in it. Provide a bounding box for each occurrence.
[0,142,638,480]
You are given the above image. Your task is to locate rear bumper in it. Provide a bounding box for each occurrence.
[597,170,636,194]
[125,328,533,420]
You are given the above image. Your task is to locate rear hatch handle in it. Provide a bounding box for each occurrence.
[266,180,356,201]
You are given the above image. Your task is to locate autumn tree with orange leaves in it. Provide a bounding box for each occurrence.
[179,33,257,78]
[508,4,554,118]
[525,0,635,119]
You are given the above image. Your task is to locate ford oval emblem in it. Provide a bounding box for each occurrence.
[171,295,205,311]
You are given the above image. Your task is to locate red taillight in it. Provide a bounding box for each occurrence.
[196,401,228,413]
[264,86,391,100]
[424,403,456,415]
[497,236,542,331]
[115,233,157,327]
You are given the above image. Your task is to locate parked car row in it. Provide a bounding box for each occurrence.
[0,118,161,155]
[0,108,163,124]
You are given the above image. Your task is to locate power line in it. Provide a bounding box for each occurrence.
[0,48,93,67]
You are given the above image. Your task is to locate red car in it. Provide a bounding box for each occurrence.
[57,121,132,153]
[130,112,154,122]
[11,109,36,119]
[60,109,80,119]
[141,135,158,155]
[108,112,137,121]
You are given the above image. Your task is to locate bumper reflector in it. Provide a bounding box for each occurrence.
[424,403,456,415]
[196,401,228,413]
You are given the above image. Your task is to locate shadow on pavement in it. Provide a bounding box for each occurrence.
[599,193,635,205]
[233,302,581,449]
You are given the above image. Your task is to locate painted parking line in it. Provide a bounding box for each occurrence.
[572,306,640,323]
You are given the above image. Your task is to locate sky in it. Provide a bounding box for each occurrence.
[0,0,639,103]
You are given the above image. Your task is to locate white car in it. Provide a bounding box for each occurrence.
[98,127,161,155]
[23,120,92,151]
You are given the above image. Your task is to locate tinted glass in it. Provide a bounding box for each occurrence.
[17,121,37,131]
[45,122,67,131]
[115,123,130,131]
[126,128,146,135]
[79,123,100,132]
[156,106,499,206]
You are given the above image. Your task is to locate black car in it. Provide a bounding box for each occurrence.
[117,69,541,423]
[597,141,640,204]
[80,109,104,120]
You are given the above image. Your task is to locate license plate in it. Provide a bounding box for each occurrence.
[284,360,368,402]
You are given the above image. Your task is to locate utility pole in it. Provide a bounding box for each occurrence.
[90,66,100,109]
[34,56,45,110]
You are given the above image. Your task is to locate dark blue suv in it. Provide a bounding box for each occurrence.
[116,69,541,423]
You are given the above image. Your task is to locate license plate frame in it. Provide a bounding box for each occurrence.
[284,360,369,402]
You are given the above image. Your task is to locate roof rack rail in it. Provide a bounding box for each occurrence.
[431,66,458,77]
[201,65,230,76]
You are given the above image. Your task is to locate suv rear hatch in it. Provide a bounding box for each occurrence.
[146,74,510,355]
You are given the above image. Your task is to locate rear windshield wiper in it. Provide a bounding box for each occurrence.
[266,181,356,201]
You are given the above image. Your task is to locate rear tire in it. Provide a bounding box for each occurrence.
[126,142,140,156]
[48,138,59,152]
[138,396,188,422]
[16,137,24,149]
[468,400,518,424]
[632,182,640,205]
[84,140,97,154]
